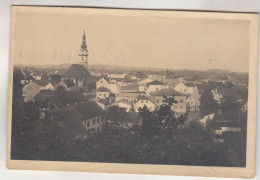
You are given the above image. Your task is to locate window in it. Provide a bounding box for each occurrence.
[157,100,160,103]
[184,89,186,92]
[97,127,100,133]
[146,100,148,103]
[180,99,183,103]
[141,100,143,103]
[23,89,26,95]
[101,116,104,121]
[100,93,102,96]
[100,81,103,83]
[97,118,100,123]
[93,119,96,125]
[87,121,90,127]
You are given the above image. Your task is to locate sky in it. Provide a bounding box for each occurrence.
[13,8,251,72]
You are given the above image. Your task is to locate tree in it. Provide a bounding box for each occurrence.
[54,86,68,106]
[200,88,219,117]
[106,106,129,124]
[138,96,187,136]
[12,68,24,103]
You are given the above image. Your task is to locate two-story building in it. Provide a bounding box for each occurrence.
[150,88,187,114]
[22,82,41,102]
[134,95,156,112]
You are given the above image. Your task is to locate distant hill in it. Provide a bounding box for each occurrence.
[15,64,248,75]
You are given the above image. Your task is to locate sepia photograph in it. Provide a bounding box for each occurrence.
[7,6,258,178]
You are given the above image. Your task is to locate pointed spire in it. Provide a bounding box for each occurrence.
[81,30,87,50]
[83,30,86,40]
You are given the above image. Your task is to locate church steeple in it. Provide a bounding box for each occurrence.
[79,30,88,69]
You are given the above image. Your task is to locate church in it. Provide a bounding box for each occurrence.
[61,31,93,90]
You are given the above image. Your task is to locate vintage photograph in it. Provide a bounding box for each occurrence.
[7,6,258,177]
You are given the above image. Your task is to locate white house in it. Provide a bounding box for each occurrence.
[137,78,154,85]
[34,80,55,91]
[150,88,187,114]
[22,82,41,102]
[175,82,188,94]
[96,86,110,100]
[186,95,196,111]
[113,99,133,112]
[96,77,110,89]
[134,95,156,112]
[146,80,166,94]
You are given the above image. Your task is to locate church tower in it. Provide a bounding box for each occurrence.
[79,30,88,70]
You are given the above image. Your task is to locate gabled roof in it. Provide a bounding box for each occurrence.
[50,106,86,137]
[97,86,110,92]
[62,64,91,79]
[23,81,41,88]
[97,76,110,82]
[33,90,54,101]
[147,80,165,86]
[97,98,111,105]
[120,85,139,92]
[74,102,105,120]
[186,82,196,87]
[118,98,132,106]
[136,95,154,103]
[34,79,52,87]
[150,88,186,97]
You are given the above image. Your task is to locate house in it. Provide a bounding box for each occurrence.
[96,98,112,110]
[75,102,106,133]
[210,120,242,143]
[120,84,139,93]
[22,82,41,102]
[110,73,126,80]
[112,99,133,112]
[186,83,199,95]
[34,79,55,91]
[137,78,154,92]
[175,82,188,94]
[96,86,110,100]
[116,92,141,102]
[96,77,119,94]
[33,90,56,120]
[186,95,196,111]
[137,78,154,85]
[134,95,155,112]
[150,88,187,114]
[55,80,69,91]
[50,106,86,138]
[96,77,110,89]
[33,74,42,80]
[62,64,93,88]
[147,74,164,82]
[146,80,166,94]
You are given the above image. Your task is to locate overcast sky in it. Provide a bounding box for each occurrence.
[14,9,250,72]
